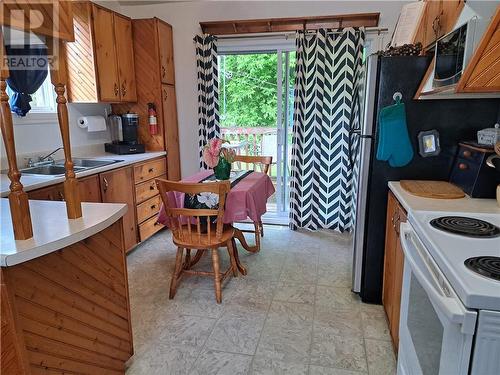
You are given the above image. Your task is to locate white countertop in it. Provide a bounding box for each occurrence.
[1,198,127,267]
[0,151,166,197]
[388,181,500,215]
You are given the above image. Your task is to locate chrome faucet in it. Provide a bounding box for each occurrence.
[26,147,63,168]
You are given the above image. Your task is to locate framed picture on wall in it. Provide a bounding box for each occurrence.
[418,130,441,157]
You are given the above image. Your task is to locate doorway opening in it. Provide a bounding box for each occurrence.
[218,49,296,225]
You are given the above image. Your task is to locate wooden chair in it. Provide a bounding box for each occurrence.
[234,155,273,175]
[156,179,239,303]
[233,155,273,251]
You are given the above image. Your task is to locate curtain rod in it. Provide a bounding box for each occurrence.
[215,27,389,40]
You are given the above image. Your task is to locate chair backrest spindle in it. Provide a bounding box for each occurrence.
[156,179,231,246]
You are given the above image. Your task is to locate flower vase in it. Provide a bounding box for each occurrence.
[214,157,231,180]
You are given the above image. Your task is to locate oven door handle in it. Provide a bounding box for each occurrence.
[400,223,476,334]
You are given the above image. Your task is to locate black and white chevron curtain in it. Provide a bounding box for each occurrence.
[195,34,220,169]
[290,28,365,231]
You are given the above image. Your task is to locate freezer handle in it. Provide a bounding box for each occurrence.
[350,129,374,139]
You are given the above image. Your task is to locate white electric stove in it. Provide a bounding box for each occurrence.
[397,209,500,375]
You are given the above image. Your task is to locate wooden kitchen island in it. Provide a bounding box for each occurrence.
[1,199,134,374]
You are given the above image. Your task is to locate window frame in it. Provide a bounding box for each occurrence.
[8,73,58,125]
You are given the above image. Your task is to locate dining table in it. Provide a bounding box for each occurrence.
[157,169,275,275]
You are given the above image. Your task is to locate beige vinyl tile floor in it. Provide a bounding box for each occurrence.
[125,225,396,375]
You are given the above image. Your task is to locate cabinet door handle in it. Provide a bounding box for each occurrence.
[151,204,157,210]
[163,89,167,98]
[463,150,472,158]
[114,83,119,97]
[103,177,109,192]
[148,168,154,173]
[459,163,468,170]
[121,83,126,97]
[149,184,155,190]
[58,191,65,201]
[162,66,166,77]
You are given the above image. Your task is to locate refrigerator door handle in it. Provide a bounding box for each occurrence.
[351,129,374,139]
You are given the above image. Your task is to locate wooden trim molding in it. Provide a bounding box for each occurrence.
[200,13,380,35]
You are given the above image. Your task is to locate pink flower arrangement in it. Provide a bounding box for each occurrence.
[203,138,236,168]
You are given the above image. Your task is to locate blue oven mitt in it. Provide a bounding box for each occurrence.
[376,100,413,167]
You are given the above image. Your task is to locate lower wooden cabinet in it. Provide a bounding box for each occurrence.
[79,175,101,202]
[133,158,166,241]
[382,191,407,352]
[100,167,138,252]
[27,156,168,252]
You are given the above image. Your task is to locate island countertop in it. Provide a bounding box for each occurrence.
[1,198,127,267]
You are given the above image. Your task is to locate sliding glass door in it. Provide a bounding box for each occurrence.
[218,48,295,223]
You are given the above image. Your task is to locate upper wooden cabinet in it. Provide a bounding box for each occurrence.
[413,0,464,49]
[65,2,137,103]
[158,21,175,85]
[457,5,500,93]
[114,13,138,101]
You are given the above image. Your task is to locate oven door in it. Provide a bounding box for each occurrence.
[397,223,477,375]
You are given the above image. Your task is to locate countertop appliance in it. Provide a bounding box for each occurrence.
[350,55,500,303]
[397,211,500,375]
[105,113,145,155]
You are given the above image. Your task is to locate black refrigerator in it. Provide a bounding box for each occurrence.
[351,55,500,304]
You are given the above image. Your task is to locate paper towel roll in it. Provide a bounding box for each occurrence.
[77,116,107,132]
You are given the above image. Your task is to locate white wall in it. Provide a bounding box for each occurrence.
[121,0,409,177]
[0,104,112,167]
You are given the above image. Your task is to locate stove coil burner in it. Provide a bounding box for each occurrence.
[430,216,500,238]
[464,257,500,281]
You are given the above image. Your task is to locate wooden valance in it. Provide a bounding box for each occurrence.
[1,0,74,41]
[200,13,380,35]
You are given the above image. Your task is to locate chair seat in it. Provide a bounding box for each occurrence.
[173,223,235,249]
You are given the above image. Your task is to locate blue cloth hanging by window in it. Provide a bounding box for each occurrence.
[5,45,49,117]
[376,98,414,167]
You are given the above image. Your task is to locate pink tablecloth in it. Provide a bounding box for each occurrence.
[157,170,275,225]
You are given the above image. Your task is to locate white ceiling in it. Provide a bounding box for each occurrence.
[118,0,186,5]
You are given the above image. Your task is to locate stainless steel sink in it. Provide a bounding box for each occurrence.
[54,158,123,169]
[20,158,123,176]
[21,165,86,176]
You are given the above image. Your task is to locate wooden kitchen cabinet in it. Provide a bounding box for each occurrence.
[162,84,181,181]
[413,0,464,49]
[79,174,101,202]
[28,175,100,203]
[28,183,65,201]
[133,158,166,241]
[112,18,181,181]
[382,190,407,352]
[158,21,175,85]
[114,13,138,101]
[65,1,137,103]
[100,167,138,252]
[26,157,168,250]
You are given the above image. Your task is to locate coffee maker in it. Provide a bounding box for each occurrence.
[105,113,145,154]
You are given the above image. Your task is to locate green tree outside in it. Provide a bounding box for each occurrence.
[218,53,295,128]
